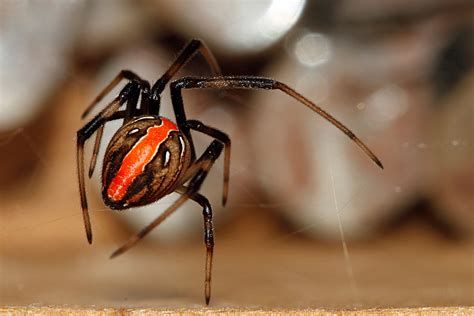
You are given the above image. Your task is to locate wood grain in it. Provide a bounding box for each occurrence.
[1,306,473,315]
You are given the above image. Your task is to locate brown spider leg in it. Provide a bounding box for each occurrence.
[88,126,104,178]
[87,82,147,177]
[109,139,224,259]
[184,120,230,206]
[175,187,214,305]
[151,39,221,96]
[171,76,384,169]
[77,82,139,243]
[81,70,145,119]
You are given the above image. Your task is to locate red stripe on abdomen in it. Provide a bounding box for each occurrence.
[107,118,178,202]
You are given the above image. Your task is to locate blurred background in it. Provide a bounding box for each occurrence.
[0,0,473,310]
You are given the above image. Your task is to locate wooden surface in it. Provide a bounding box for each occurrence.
[1,306,474,315]
[1,222,473,310]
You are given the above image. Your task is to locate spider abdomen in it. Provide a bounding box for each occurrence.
[102,116,192,210]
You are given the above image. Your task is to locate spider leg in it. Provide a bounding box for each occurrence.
[175,187,214,305]
[82,70,145,119]
[88,126,104,178]
[151,39,221,96]
[171,76,384,169]
[87,84,143,178]
[184,120,230,206]
[123,80,143,124]
[77,82,139,243]
[109,140,224,260]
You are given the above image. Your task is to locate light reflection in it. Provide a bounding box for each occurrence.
[366,84,408,129]
[162,0,305,54]
[258,0,306,40]
[216,0,305,53]
[294,32,331,67]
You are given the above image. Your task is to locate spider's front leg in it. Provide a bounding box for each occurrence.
[151,39,221,95]
[77,82,141,244]
[171,76,384,169]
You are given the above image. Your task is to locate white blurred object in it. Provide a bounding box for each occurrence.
[0,0,85,132]
[149,0,306,55]
[250,32,434,239]
[87,45,242,240]
[293,33,331,67]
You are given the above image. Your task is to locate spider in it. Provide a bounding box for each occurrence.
[77,39,383,305]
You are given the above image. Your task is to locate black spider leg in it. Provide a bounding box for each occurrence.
[109,139,224,269]
[174,187,214,305]
[183,120,231,206]
[77,82,141,244]
[171,76,384,169]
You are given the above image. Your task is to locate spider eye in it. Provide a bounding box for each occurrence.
[128,128,140,136]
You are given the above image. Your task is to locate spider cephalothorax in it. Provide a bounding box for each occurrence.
[76,39,383,305]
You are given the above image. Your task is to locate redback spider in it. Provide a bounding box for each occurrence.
[76,39,383,305]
